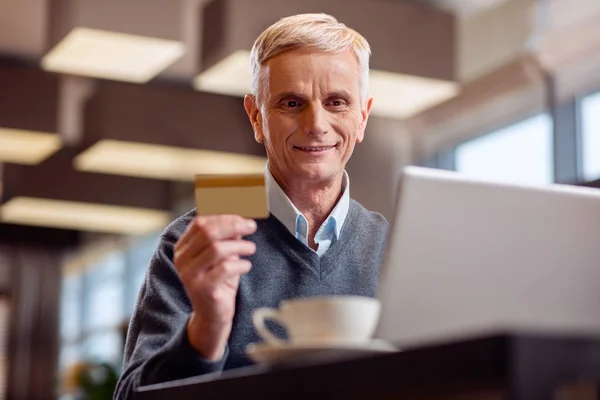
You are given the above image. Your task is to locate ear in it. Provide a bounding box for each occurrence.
[244,94,264,144]
[357,96,374,143]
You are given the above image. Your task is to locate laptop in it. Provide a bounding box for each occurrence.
[375,166,600,348]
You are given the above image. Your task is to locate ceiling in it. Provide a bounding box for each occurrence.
[0,0,463,119]
[0,0,503,79]
[2,0,595,84]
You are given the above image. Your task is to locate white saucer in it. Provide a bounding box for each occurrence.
[246,339,398,365]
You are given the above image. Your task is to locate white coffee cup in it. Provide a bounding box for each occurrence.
[252,296,381,346]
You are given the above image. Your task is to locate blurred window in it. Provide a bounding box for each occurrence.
[581,91,600,182]
[83,252,126,331]
[81,330,124,365]
[58,230,162,397]
[59,342,82,372]
[60,275,82,343]
[126,233,160,313]
[455,114,554,185]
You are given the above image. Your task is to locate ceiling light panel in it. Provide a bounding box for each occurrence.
[42,27,185,83]
[0,197,171,235]
[74,139,268,181]
[0,128,62,164]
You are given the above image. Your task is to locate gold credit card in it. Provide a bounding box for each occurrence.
[194,173,269,219]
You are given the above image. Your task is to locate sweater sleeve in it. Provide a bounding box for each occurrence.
[113,217,229,400]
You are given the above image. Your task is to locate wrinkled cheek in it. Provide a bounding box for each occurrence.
[343,143,356,161]
[263,142,279,161]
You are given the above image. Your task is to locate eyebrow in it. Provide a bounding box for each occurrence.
[325,91,353,101]
[272,90,354,103]
[272,92,307,103]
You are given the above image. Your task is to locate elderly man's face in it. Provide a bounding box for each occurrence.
[245,49,373,186]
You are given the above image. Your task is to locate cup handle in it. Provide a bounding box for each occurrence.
[252,307,286,345]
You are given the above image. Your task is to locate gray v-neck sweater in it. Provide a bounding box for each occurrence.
[114,199,388,400]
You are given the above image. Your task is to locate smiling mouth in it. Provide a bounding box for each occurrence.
[293,145,337,152]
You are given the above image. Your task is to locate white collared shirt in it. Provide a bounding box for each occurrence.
[265,165,350,257]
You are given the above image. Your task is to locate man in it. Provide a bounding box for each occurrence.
[114,13,388,399]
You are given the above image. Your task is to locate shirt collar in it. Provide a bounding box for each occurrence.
[265,164,350,240]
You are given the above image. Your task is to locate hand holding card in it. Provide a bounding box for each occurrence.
[177,172,266,360]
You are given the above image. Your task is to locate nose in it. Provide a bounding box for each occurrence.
[301,103,328,136]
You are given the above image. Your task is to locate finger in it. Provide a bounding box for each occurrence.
[198,240,256,269]
[207,258,253,283]
[175,215,257,256]
[174,214,256,276]
[186,260,249,299]
[175,241,241,276]
[174,216,202,253]
[221,258,252,291]
[179,239,256,276]
[203,254,240,271]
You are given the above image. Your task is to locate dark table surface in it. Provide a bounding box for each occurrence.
[137,331,600,400]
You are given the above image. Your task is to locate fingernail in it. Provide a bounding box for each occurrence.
[246,219,257,230]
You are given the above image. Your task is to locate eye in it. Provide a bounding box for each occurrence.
[327,99,347,108]
[282,100,302,109]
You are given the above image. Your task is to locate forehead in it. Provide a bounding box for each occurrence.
[263,49,361,96]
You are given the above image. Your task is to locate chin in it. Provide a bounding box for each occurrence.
[296,164,340,183]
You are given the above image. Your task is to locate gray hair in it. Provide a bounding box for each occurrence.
[249,13,371,104]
